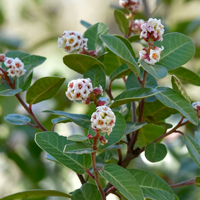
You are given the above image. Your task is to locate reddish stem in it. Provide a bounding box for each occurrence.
[170,178,196,188]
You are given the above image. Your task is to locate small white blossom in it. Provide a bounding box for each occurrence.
[91,106,116,135]
[131,19,145,34]
[66,78,93,102]
[58,31,88,53]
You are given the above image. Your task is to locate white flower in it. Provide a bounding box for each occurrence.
[139,50,146,61]
[131,19,145,34]
[4,58,14,68]
[91,106,116,135]
[58,31,88,53]
[148,46,164,65]
[66,78,93,102]
[192,102,200,111]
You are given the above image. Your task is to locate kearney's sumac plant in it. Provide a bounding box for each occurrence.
[1,0,200,200]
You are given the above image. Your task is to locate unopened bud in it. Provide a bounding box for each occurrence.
[0,54,6,62]
[99,136,108,145]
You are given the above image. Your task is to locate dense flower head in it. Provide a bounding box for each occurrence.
[66,78,93,102]
[58,30,88,53]
[131,19,145,34]
[91,106,116,135]
[139,46,164,65]
[4,57,26,78]
[140,18,164,42]
[119,0,142,13]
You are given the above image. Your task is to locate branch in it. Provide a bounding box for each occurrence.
[170,178,196,188]
[76,174,86,185]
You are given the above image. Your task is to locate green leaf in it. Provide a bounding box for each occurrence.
[26,77,65,104]
[80,20,92,29]
[155,32,195,70]
[0,190,71,200]
[142,100,177,121]
[145,143,167,162]
[99,164,144,200]
[195,131,200,145]
[139,60,168,79]
[137,124,165,148]
[46,153,59,164]
[83,22,109,55]
[104,144,123,150]
[100,35,140,75]
[64,142,95,154]
[51,117,71,124]
[169,67,200,86]
[68,135,89,142]
[195,177,200,187]
[112,103,131,120]
[63,54,105,75]
[4,114,31,125]
[109,63,130,82]
[185,17,200,35]
[98,112,126,149]
[155,87,198,125]
[0,88,22,96]
[110,88,159,108]
[128,169,175,200]
[114,9,129,35]
[72,183,101,200]
[35,132,91,174]
[83,65,106,89]
[185,133,200,168]
[44,110,91,129]
[128,35,140,43]
[124,122,147,135]
[171,75,191,102]
[97,151,113,162]
[5,50,29,60]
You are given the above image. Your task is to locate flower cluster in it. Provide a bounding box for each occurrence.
[119,0,142,13]
[91,106,116,135]
[4,57,26,78]
[131,19,145,35]
[58,31,88,53]
[66,78,93,103]
[139,46,164,65]
[140,18,164,42]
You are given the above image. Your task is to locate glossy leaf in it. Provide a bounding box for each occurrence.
[142,100,177,121]
[83,65,106,89]
[145,143,167,162]
[139,60,168,79]
[0,88,22,96]
[64,142,95,154]
[35,132,91,174]
[63,54,105,75]
[124,122,147,135]
[72,183,101,200]
[5,50,29,60]
[26,77,65,104]
[155,32,195,70]
[110,88,159,108]
[171,75,191,102]
[97,151,113,162]
[80,20,92,29]
[112,103,131,120]
[104,144,123,150]
[99,164,144,200]
[5,114,31,125]
[114,9,129,35]
[44,110,91,129]
[128,169,175,200]
[128,35,140,43]
[51,117,71,124]
[68,135,89,142]
[137,124,165,147]
[109,63,130,82]
[195,131,200,145]
[185,133,200,168]
[155,87,198,125]
[0,189,71,200]
[83,22,109,55]
[100,35,140,75]
[169,67,200,86]
[46,153,59,164]
[98,112,126,149]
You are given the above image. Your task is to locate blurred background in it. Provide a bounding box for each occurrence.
[0,0,200,199]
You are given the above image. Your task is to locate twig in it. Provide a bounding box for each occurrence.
[170,178,196,188]
[76,174,86,185]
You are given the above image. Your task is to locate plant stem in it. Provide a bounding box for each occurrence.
[105,82,114,101]
[105,186,116,196]
[76,174,86,184]
[170,178,196,188]
[91,131,106,200]
[117,148,123,166]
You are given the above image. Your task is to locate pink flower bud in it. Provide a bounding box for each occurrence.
[0,54,6,62]
[87,134,93,139]
[99,136,108,145]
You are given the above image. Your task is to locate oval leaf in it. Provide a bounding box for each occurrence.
[185,133,200,168]
[0,88,22,96]
[145,143,167,162]
[100,34,140,75]
[0,190,71,200]
[80,20,92,29]
[155,87,198,125]
[155,32,195,70]
[99,164,144,200]
[139,60,168,79]
[128,169,175,200]
[35,132,91,174]
[63,54,105,75]
[5,114,31,125]
[26,77,65,104]
[124,122,147,135]
[110,88,159,108]
[68,135,89,142]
